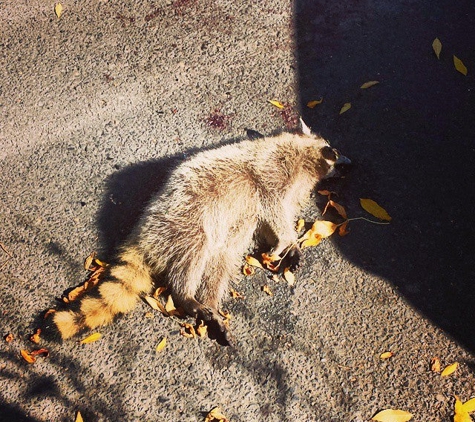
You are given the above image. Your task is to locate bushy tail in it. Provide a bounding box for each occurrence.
[53,247,153,339]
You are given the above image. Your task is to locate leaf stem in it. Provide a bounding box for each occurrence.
[346,217,390,225]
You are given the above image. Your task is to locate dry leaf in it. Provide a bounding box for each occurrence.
[30,348,49,357]
[283,267,295,286]
[360,198,392,221]
[155,337,167,352]
[380,351,394,360]
[5,333,14,343]
[432,38,442,59]
[94,257,108,268]
[80,332,102,344]
[338,221,350,236]
[20,350,36,364]
[165,295,176,313]
[441,362,458,377]
[317,190,333,196]
[44,309,56,319]
[196,320,208,337]
[300,234,322,249]
[431,357,441,372]
[307,99,323,108]
[462,397,475,413]
[454,56,468,76]
[180,323,196,338]
[144,312,154,318]
[144,295,168,315]
[218,309,232,322]
[230,289,245,299]
[261,253,280,271]
[30,328,41,344]
[55,3,63,19]
[328,200,348,219]
[262,285,273,296]
[75,411,84,422]
[242,263,255,276]
[205,406,229,422]
[268,99,285,109]
[361,81,380,89]
[153,286,167,298]
[245,255,263,269]
[339,103,351,114]
[454,396,471,422]
[84,251,96,270]
[372,409,413,422]
[296,219,305,233]
[310,220,338,238]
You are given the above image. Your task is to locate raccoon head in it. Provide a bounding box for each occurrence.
[320,145,352,179]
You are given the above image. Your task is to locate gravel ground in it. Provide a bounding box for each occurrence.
[1,0,474,421]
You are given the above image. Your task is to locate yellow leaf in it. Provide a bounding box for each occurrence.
[262,285,273,296]
[455,396,472,422]
[180,322,196,338]
[75,411,84,422]
[283,267,295,286]
[144,295,168,315]
[307,99,323,108]
[196,321,208,337]
[20,349,36,364]
[55,3,63,19]
[360,198,392,221]
[361,81,380,89]
[453,55,467,76]
[205,406,229,422]
[372,409,413,422]
[165,295,176,313]
[94,257,109,268]
[84,251,96,270]
[441,362,458,377]
[432,38,442,59]
[80,332,102,344]
[155,337,166,352]
[380,351,394,360]
[462,397,475,413]
[296,219,305,233]
[310,220,337,238]
[301,234,322,249]
[230,289,245,299]
[339,102,351,114]
[245,255,263,268]
[268,99,285,109]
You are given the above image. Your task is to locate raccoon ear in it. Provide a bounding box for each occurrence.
[299,118,312,136]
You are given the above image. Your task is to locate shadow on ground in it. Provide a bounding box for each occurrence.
[295,0,475,351]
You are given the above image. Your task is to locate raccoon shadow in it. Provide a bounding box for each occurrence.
[295,0,475,351]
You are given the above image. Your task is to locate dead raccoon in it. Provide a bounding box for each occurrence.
[52,121,350,344]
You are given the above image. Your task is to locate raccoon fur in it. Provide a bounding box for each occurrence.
[52,123,350,344]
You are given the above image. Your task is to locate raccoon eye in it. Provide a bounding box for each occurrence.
[320,146,337,162]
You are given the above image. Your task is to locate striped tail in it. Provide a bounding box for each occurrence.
[53,247,153,339]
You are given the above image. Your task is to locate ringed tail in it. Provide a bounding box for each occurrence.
[53,247,153,339]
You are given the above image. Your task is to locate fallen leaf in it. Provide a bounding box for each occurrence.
[30,348,49,357]
[205,406,229,422]
[283,267,295,286]
[44,309,56,319]
[75,411,84,422]
[180,323,196,338]
[242,263,255,276]
[94,257,108,268]
[431,357,441,372]
[144,312,154,318]
[317,190,333,196]
[432,38,442,59]
[84,251,96,270]
[165,295,176,313]
[339,102,351,114]
[328,200,348,219]
[262,285,273,296]
[261,253,280,271]
[380,351,394,360]
[300,234,322,249]
[268,99,285,109]
[453,55,468,76]
[360,198,392,221]
[307,99,323,108]
[441,362,458,377]
[155,337,166,352]
[360,81,379,89]
[30,328,41,344]
[245,255,263,269]
[454,396,471,422]
[218,309,232,322]
[338,221,350,236]
[310,220,338,238]
[230,289,245,299]
[4,333,14,343]
[20,350,36,364]
[372,409,413,422]
[80,332,102,344]
[196,320,208,337]
[296,219,305,233]
[144,295,168,315]
[153,286,167,298]
[55,3,63,19]
[462,397,475,413]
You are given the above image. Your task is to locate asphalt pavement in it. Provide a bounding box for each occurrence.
[1,0,474,421]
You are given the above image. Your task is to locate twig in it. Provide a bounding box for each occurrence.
[0,242,13,270]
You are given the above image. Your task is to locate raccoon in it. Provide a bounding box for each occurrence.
[52,121,350,344]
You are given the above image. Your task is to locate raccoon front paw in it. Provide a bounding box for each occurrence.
[286,245,303,272]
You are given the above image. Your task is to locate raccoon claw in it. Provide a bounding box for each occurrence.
[286,246,303,272]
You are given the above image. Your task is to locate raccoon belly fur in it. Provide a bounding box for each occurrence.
[53,130,345,340]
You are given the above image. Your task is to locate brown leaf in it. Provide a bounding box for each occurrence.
[153,286,167,298]
[180,323,196,338]
[196,320,208,338]
[242,263,255,276]
[230,289,245,299]
[262,285,273,296]
[144,295,168,316]
[4,333,14,343]
[44,309,56,319]
[338,221,350,236]
[20,349,36,364]
[204,406,229,422]
[30,328,41,344]
[30,348,49,357]
[430,357,441,372]
[328,200,347,219]
[84,251,96,270]
[317,190,333,196]
[261,253,280,271]
[307,98,323,108]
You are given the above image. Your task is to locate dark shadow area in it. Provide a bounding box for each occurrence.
[0,403,42,422]
[295,0,475,350]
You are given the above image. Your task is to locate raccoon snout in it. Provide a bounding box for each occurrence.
[333,155,352,177]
